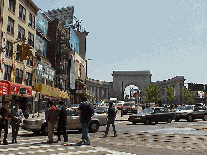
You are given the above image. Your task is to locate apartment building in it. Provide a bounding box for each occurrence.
[0,0,39,112]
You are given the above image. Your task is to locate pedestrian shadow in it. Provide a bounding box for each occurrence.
[126,123,157,125]
[30,141,59,145]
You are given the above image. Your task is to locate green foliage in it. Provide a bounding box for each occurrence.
[180,87,197,104]
[165,85,175,104]
[145,84,161,103]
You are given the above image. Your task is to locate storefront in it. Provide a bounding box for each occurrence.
[0,81,33,112]
[34,83,68,111]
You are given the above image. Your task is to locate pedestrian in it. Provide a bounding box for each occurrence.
[11,102,23,143]
[47,100,58,143]
[0,101,11,145]
[78,96,94,145]
[104,102,117,137]
[57,101,68,142]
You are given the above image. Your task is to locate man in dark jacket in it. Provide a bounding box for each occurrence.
[104,102,117,137]
[0,101,11,144]
[11,102,23,143]
[57,101,68,142]
[78,96,93,145]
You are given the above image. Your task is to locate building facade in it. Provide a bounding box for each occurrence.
[47,18,70,104]
[0,0,39,112]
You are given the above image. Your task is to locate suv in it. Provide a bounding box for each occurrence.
[174,105,207,122]
[122,102,137,114]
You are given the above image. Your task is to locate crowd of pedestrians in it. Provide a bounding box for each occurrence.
[0,97,117,145]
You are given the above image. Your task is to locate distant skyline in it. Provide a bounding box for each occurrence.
[33,0,207,85]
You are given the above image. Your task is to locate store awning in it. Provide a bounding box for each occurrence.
[0,82,8,95]
[60,91,69,99]
[35,84,61,98]
[0,81,32,97]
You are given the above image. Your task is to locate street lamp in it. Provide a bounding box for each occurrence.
[86,58,92,78]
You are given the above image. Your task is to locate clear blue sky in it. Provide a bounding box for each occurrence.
[33,0,207,84]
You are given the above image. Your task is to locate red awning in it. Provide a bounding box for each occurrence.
[0,81,33,97]
[0,82,8,95]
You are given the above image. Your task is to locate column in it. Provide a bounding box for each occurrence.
[106,88,109,102]
[96,87,99,102]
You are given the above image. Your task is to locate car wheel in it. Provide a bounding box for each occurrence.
[89,121,100,133]
[203,114,207,121]
[175,117,180,122]
[167,117,172,123]
[132,121,136,125]
[144,118,151,125]
[33,131,40,135]
[187,115,193,122]
[41,123,48,136]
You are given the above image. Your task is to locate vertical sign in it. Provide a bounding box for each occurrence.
[32,56,37,86]
[1,32,6,80]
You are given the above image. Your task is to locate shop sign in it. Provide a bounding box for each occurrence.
[36,61,54,81]
[1,32,6,80]
[20,87,26,95]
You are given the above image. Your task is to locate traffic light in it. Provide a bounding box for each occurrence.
[17,44,33,60]
[25,44,32,57]
[17,44,23,53]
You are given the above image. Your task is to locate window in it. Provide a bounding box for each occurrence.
[18,25,25,40]
[46,79,52,87]
[25,72,32,86]
[37,77,43,84]
[26,55,33,66]
[9,0,15,13]
[29,13,35,29]
[15,68,23,84]
[4,65,12,81]
[19,4,26,21]
[5,41,13,57]
[16,45,23,62]
[7,17,14,34]
[28,32,34,47]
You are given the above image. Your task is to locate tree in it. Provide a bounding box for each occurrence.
[145,84,161,104]
[180,87,197,104]
[165,85,175,105]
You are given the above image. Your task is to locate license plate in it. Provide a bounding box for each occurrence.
[128,111,131,112]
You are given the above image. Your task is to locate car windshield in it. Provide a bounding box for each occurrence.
[69,104,79,108]
[97,106,108,110]
[139,108,154,114]
[185,106,193,110]
[124,103,135,106]
[176,106,185,110]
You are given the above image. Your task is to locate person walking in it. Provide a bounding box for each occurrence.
[78,96,94,145]
[57,101,68,142]
[104,102,117,137]
[11,102,23,143]
[47,100,58,143]
[0,101,11,145]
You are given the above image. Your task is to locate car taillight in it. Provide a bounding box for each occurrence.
[35,120,38,124]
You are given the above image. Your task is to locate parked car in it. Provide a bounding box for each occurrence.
[174,105,207,122]
[122,102,137,114]
[22,108,107,135]
[95,106,108,114]
[128,107,174,125]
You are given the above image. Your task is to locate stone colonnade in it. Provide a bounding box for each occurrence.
[152,76,185,105]
[86,78,113,103]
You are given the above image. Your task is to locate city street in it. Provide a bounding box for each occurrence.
[0,111,207,155]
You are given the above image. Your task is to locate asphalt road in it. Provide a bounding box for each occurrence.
[0,110,207,155]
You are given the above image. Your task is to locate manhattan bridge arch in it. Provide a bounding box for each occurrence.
[112,70,185,105]
[112,71,152,101]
